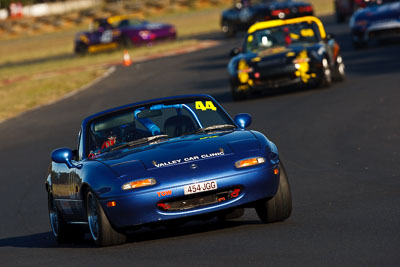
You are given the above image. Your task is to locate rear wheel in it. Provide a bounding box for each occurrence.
[48,193,84,243]
[86,190,126,247]
[120,35,133,48]
[255,162,292,223]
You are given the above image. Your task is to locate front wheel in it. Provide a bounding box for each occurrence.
[255,162,292,223]
[86,190,126,247]
[48,193,84,243]
[318,58,332,88]
[74,42,88,55]
[217,208,245,221]
[222,21,236,38]
[231,84,249,101]
[333,55,345,82]
[352,35,368,49]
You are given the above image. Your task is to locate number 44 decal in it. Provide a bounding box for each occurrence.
[195,101,217,111]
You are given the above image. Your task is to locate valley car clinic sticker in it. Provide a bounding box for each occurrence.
[152,150,225,168]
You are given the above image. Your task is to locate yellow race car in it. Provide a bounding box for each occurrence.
[228,16,345,100]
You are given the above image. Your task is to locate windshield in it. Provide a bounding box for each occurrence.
[244,22,320,53]
[87,98,234,157]
[91,19,113,32]
[114,18,144,28]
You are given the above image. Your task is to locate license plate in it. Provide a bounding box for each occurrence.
[184,180,217,195]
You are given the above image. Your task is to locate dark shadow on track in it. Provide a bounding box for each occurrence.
[0,232,92,248]
[127,218,264,244]
[0,219,265,248]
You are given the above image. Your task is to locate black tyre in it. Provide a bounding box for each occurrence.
[333,55,345,82]
[255,162,292,223]
[74,42,88,55]
[120,35,133,48]
[352,34,368,49]
[222,21,236,38]
[335,11,345,23]
[48,193,84,243]
[319,58,332,88]
[86,190,126,247]
[231,85,248,101]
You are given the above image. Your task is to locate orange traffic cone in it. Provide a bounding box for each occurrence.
[123,50,132,66]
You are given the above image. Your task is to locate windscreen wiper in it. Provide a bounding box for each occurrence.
[183,124,236,136]
[111,135,169,151]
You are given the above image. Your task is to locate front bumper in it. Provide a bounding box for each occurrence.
[353,20,400,42]
[368,21,400,41]
[100,165,279,229]
[232,62,317,93]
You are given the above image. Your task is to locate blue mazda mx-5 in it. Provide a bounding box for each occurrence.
[46,94,292,246]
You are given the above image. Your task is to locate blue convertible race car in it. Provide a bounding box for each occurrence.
[46,95,291,246]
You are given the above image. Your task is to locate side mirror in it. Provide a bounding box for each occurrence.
[230,47,241,58]
[234,113,252,129]
[51,148,82,169]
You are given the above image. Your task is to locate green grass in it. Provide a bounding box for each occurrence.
[0,0,331,122]
[0,38,200,120]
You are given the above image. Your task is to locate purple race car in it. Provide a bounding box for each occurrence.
[74,15,177,54]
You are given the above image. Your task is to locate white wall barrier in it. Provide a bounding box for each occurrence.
[0,0,102,20]
[0,9,7,20]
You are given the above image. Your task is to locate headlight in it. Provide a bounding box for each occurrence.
[237,59,253,84]
[235,157,265,168]
[292,50,310,64]
[122,178,156,190]
[238,59,253,73]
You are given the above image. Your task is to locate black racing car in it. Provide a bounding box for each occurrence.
[334,0,368,23]
[228,16,346,100]
[221,0,314,37]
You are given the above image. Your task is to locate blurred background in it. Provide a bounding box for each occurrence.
[0,0,330,123]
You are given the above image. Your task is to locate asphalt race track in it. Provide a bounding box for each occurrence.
[0,16,399,266]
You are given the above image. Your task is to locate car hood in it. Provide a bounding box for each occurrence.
[354,2,400,22]
[95,131,261,177]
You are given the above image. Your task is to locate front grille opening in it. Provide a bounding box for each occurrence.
[157,187,242,212]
